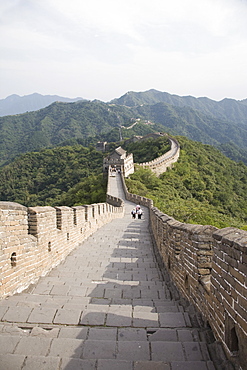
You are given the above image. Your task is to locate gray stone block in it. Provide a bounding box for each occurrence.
[88,327,117,341]
[60,358,96,370]
[27,307,57,324]
[0,354,26,370]
[23,355,60,370]
[171,361,208,370]
[3,306,32,323]
[159,313,187,328]
[82,339,117,359]
[151,342,185,361]
[53,308,81,325]
[148,329,177,342]
[183,342,204,361]
[133,312,159,328]
[106,312,132,327]
[0,306,9,320]
[58,326,88,339]
[49,338,84,358]
[134,361,170,370]
[14,337,51,356]
[118,328,147,342]
[79,311,106,326]
[117,340,150,361]
[0,336,20,354]
[97,359,133,370]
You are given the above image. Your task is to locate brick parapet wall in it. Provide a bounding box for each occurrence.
[211,228,247,366]
[121,176,246,369]
[0,200,124,299]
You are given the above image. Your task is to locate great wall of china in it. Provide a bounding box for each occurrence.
[0,136,246,368]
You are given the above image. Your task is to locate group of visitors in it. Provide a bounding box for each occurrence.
[131,205,143,219]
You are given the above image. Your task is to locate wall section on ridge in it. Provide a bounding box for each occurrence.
[137,137,180,176]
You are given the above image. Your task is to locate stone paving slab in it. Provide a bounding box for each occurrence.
[15,337,51,356]
[106,312,132,327]
[49,337,84,358]
[27,307,57,324]
[23,356,61,370]
[117,340,150,361]
[79,311,106,326]
[53,308,82,325]
[60,358,96,370]
[148,329,177,342]
[151,342,185,361]
[83,340,116,359]
[0,354,26,370]
[118,328,147,341]
[170,361,210,370]
[3,306,32,323]
[0,174,219,369]
[159,312,188,328]
[0,335,20,354]
[97,359,132,370]
[88,327,117,341]
[134,361,170,370]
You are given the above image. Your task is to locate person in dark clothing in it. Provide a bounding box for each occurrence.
[131,208,136,219]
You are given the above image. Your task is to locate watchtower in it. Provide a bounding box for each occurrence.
[103,146,134,177]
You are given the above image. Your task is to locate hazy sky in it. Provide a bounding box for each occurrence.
[1,0,247,101]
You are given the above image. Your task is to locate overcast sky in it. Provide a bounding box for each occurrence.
[1,0,247,102]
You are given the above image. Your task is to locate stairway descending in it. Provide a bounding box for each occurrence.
[0,174,222,369]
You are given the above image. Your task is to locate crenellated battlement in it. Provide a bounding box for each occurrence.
[0,198,124,299]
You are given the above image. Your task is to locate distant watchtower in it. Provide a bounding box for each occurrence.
[103,146,134,177]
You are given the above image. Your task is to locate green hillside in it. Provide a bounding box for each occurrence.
[1,91,247,167]
[125,136,247,229]
[0,100,136,166]
[0,145,106,206]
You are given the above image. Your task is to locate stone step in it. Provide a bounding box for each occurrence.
[0,354,216,370]
[0,327,215,369]
[0,307,190,328]
[0,324,208,340]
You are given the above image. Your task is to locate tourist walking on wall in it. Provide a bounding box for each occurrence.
[137,208,143,219]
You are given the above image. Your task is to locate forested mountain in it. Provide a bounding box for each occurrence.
[1,90,247,167]
[0,93,84,116]
[111,89,247,127]
[0,100,137,166]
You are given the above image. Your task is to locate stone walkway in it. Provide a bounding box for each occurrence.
[0,174,217,369]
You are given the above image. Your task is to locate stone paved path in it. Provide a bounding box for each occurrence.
[0,173,217,369]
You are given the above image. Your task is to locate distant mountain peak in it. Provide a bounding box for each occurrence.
[0,93,85,116]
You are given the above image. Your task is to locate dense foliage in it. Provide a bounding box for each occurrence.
[125,136,247,229]
[0,145,106,206]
